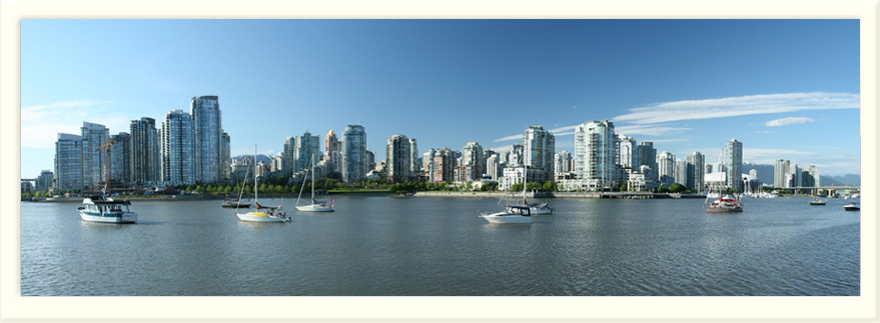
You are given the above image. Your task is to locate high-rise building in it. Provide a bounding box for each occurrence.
[787,163,800,187]
[160,110,195,185]
[486,154,501,180]
[555,151,572,174]
[191,95,223,183]
[130,117,160,184]
[110,132,131,183]
[422,149,435,175]
[54,133,83,192]
[656,151,675,187]
[81,121,109,189]
[523,126,556,183]
[724,139,743,191]
[386,134,412,183]
[431,148,456,183]
[341,124,367,183]
[324,130,340,171]
[674,158,688,187]
[775,159,790,187]
[617,134,638,168]
[565,120,616,191]
[687,152,705,191]
[36,170,54,193]
[294,131,320,173]
[408,138,419,173]
[221,132,231,180]
[460,142,484,181]
[802,165,820,187]
[638,142,657,177]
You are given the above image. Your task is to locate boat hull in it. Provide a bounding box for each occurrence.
[236,212,289,222]
[480,212,533,223]
[78,210,137,223]
[705,206,743,213]
[844,205,860,211]
[295,205,335,212]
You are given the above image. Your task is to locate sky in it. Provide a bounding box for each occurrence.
[20,19,861,179]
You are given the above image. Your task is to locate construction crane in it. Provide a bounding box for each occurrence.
[95,139,116,191]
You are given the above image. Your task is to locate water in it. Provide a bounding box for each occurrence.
[20,196,859,296]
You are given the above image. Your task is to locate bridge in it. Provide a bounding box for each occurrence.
[765,186,860,197]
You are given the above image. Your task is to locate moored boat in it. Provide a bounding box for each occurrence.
[843,201,860,211]
[77,195,137,223]
[810,197,826,206]
[221,198,252,208]
[235,145,290,223]
[295,154,335,212]
[504,164,553,214]
[480,205,533,224]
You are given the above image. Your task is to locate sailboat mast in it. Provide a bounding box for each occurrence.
[254,144,258,203]
[311,153,315,199]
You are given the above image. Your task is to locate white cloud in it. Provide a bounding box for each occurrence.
[611,92,858,125]
[765,117,815,127]
[493,134,522,143]
[21,100,124,149]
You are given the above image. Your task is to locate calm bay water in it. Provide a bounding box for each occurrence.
[20,196,859,296]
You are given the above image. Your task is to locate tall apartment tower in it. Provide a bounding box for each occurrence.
[573,120,616,190]
[638,142,657,177]
[674,159,688,187]
[656,151,676,187]
[54,133,83,192]
[802,165,820,187]
[408,138,419,173]
[191,95,223,183]
[386,134,412,183]
[775,159,790,187]
[687,151,705,191]
[617,134,638,168]
[36,170,54,192]
[341,124,367,183]
[130,117,160,184]
[81,121,110,189]
[555,151,572,174]
[294,131,320,173]
[221,132,231,180]
[160,110,195,185]
[431,148,456,183]
[787,164,800,187]
[422,149,435,175]
[486,154,500,180]
[460,142,484,181]
[110,132,131,183]
[523,126,555,183]
[724,139,743,191]
[324,130,340,172]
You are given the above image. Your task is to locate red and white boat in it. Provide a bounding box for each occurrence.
[705,194,743,212]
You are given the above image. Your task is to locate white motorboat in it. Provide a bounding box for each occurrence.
[295,154,334,212]
[844,201,860,211]
[221,197,252,208]
[77,195,137,223]
[480,205,533,224]
[704,185,743,213]
[236,145,289,223]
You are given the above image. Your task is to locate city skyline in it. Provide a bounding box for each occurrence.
[21,19,861,178]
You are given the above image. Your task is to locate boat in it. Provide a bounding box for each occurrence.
[704,185,743,212]
[221,197,252,208]
[505,165,553,214]
[235,145,290,223]
[295,154,335,212]
[479,205,533,224]
[810,197,826,206]
[77,195,137,223]
[844,201,860,211]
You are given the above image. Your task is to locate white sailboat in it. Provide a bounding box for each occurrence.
[480,164,534,224]
[505,165,553,214]
[295,153,335,212]
[236,145,289,223]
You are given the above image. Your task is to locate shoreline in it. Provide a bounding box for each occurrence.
[23,192,835,202]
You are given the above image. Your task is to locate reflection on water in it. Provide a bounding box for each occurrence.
[21,197,859,295]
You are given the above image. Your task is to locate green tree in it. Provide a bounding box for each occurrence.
[657,186,670,193]
[195,185,204,193]
[620,183,628,192]
[543,181,555,192]
[510,183,523,192]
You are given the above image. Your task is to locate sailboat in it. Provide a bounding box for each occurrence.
[295,153,335,212]
[236,145,290,222]
[704,184,743,213]
[480,164,534,224]
[505,165,553,214]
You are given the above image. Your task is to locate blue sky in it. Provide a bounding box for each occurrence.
[20,19,861,178]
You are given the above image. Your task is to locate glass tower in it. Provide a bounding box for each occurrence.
[191,96,223,183]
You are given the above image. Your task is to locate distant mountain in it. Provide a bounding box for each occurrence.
[741,162,774,184]
[820,176,844,187]
[827,174,861,186]
[232,154,272,164]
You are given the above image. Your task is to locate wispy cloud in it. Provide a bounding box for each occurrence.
[493,134,522,143]
[756,131,775,134]
[21,100,121,149]
[765,117,815,127]
[615,125,692,137]
[612,92,858,125]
